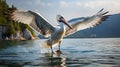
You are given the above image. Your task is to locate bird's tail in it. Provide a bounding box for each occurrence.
[40,40,50,48]
[40,40,58,48]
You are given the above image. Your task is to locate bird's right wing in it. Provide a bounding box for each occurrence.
[65,8,110,37]
[11,10,55,37]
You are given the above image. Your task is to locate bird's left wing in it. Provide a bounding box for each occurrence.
[65,8,110,37]
[11,10,55,37]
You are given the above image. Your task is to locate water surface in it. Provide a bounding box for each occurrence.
[0,38,120,67]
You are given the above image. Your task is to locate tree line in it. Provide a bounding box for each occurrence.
[0,0,36,38]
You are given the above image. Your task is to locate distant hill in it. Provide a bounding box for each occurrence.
[66,13,120,38]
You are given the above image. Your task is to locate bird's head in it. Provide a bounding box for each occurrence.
[57,15,73,29]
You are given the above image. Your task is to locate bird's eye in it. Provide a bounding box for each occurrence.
[57,16,63,22]
[58,17,64,22]
[60,17,63,20]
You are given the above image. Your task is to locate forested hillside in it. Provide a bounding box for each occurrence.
[0,0,36,40]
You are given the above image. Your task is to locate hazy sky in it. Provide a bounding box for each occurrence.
[6,0,120,25]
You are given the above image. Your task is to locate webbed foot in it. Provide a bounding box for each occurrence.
[56,50,62,55]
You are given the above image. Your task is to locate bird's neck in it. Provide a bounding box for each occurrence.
[59,22,64,29]
[57,22,65,31]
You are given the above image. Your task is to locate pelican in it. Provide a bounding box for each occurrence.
[11,8,109,54]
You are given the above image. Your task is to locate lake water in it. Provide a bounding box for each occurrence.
[0,38,120,67]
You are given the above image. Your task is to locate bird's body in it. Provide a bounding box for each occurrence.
[11,8,109,54]
[43,22,66,48]
[51,23,65,45]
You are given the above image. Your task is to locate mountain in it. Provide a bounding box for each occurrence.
[67,13,120,38]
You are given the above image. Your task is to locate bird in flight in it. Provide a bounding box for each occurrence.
[11,8,109,54]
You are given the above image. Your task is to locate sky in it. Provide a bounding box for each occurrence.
[6,0,120,25]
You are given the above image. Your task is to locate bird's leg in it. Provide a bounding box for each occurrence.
[50,40,54,54]
[58,41,61,51]
[50,45,54,54]
[56,41,62,55]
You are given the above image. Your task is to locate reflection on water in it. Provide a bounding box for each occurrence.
[0,38,120,67]
[43,53,66,67]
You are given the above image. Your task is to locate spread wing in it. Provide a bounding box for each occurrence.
[65,8,110,36]
[11,10,55,37]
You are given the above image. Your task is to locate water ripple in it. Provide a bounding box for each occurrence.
[0,38,120,67]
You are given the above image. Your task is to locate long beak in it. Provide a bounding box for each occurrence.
[61,18,73,29]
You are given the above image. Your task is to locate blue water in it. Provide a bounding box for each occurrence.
[0,38,120,67]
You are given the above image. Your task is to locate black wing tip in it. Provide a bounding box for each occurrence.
[97,8,104,13]
[96,8,109,16]
[101,15,110,21]
[101,11,109,15]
